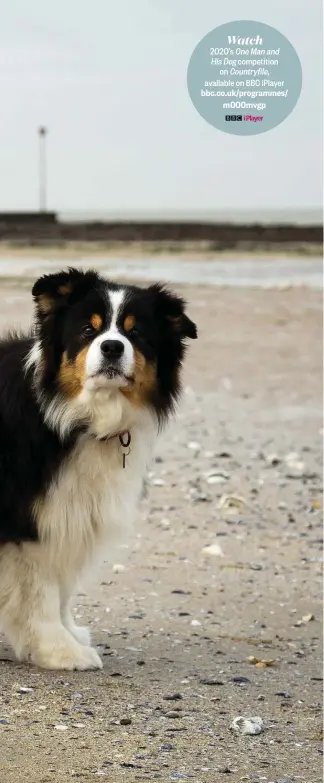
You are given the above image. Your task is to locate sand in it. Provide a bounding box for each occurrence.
[0,274,322,783]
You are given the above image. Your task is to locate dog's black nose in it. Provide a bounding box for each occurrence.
[100,339,124,359]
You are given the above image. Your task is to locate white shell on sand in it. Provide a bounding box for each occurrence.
[202,543,224,557]
[231,716,264,735]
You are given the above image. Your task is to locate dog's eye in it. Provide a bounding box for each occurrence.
[83,324,95,337]
[129,326,141,337]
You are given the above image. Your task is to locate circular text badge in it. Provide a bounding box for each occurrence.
[187,20,302,135]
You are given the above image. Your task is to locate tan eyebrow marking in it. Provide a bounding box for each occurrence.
[90,314,103,330]
[124,315,136,332]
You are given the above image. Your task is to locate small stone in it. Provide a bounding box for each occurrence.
[312,500,321,510]
[255,659,275,668]
[0,719,9,724]
[302,613,315,622]
[275,691,290,698]
[285,460,306,478]
[55,724,68,731]
[232,676,250,684]
[151,478,165,486]
[199,678,224,686]
[165,711,182,719]
[165,726,187,733]
[187,441,201,451]
[171,589,190,595]
[191,619,202,627]
[192,492,211,503]
[275,778,294,783]
[231,716,264,735]
[284,451,300,462]
[120,717,132,725]
[163,694,183,701]
[113,564,126,574]
[265,453,281,466]
[218,767,232,774]
[17,686,33,693]
[247,656,258,664]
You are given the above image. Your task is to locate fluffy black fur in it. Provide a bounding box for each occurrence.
[0,335,79,542]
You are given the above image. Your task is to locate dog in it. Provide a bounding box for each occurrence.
[0,268,197,670]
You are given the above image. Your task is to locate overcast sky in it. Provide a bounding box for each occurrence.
[0,0,322,213]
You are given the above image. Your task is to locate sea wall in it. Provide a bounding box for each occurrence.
[0,213,322,247]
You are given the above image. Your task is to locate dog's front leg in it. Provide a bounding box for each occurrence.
[0,543,102,670]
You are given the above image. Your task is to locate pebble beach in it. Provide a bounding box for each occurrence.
[0,254,322,783]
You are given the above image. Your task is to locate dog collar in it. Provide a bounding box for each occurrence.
[99,430,131,469]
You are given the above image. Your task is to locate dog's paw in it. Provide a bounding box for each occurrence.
[29,633,102,670]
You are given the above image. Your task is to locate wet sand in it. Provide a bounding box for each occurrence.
[0,250,322,289]
[0,240,322,260]
[0,267,322,782]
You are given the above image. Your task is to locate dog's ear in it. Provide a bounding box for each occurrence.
[149,283,197,339]
[32,268,98,317]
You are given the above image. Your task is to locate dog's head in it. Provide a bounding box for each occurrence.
[29,268,197,437]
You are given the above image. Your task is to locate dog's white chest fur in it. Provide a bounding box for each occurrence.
[0,404,157,671]
[35,422,155,577]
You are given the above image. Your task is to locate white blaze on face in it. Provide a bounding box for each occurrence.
[85,288,134,388]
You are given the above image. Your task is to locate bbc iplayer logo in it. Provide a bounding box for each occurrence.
[225,114,264,122]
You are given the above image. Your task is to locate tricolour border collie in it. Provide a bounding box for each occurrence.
[0,268,197,670]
